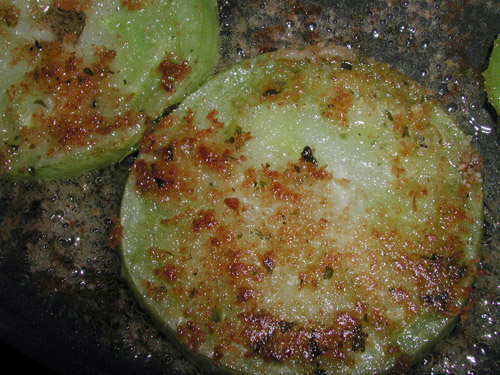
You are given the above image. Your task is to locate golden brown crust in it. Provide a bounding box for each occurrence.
[131,106,479,364]
[4,37,144,154]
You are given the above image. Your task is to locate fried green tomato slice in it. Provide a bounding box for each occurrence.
[0,0,219,179]
[119,46,483,375]
[484,34,500,115]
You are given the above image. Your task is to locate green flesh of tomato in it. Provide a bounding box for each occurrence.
[484,35,500,115]
[120,46,483,375]
[0,0,219,179]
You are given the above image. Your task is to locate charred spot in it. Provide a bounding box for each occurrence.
[157,103,179,121]
[44,6,86,42]
[34,40,43,51]
[225,126,252,149]
[189,287,197,298]
[422,292,449,311]
[155,145,174,162]
[310,335,323,358]
[351,325,367,352]
[262,88,282,97]
[238,311,364,364]
[0,4,20,27]
[148,161,178,191]
[154,176,168,189]
[278,320,295,333]
[424,252,468,282]
[240,312,278,355]
[83,67,94,76]
[341,61,353,70]
[301,146,318,166]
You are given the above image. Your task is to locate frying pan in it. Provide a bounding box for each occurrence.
[1,0,500,374]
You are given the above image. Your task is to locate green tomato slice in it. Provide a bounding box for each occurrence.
[0,0,219,179]
[120,46,483,375]
[484,34,500,115]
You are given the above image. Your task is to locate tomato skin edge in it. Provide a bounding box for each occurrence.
[484,35,500,115]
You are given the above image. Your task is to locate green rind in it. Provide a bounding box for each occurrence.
[484,35,500,114]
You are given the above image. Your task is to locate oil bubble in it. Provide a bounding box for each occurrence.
[58,235,75,247]
[306,22,317,31]
[474,341,492,357]
[422,353,434,366]
[19,274,29,286]
[50,209,65,222]
[446,102,458,113]
[437,84,448,96]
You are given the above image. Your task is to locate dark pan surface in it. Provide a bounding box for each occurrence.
[2,1,500,374]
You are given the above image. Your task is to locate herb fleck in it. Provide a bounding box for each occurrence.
[301,146,318,166]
